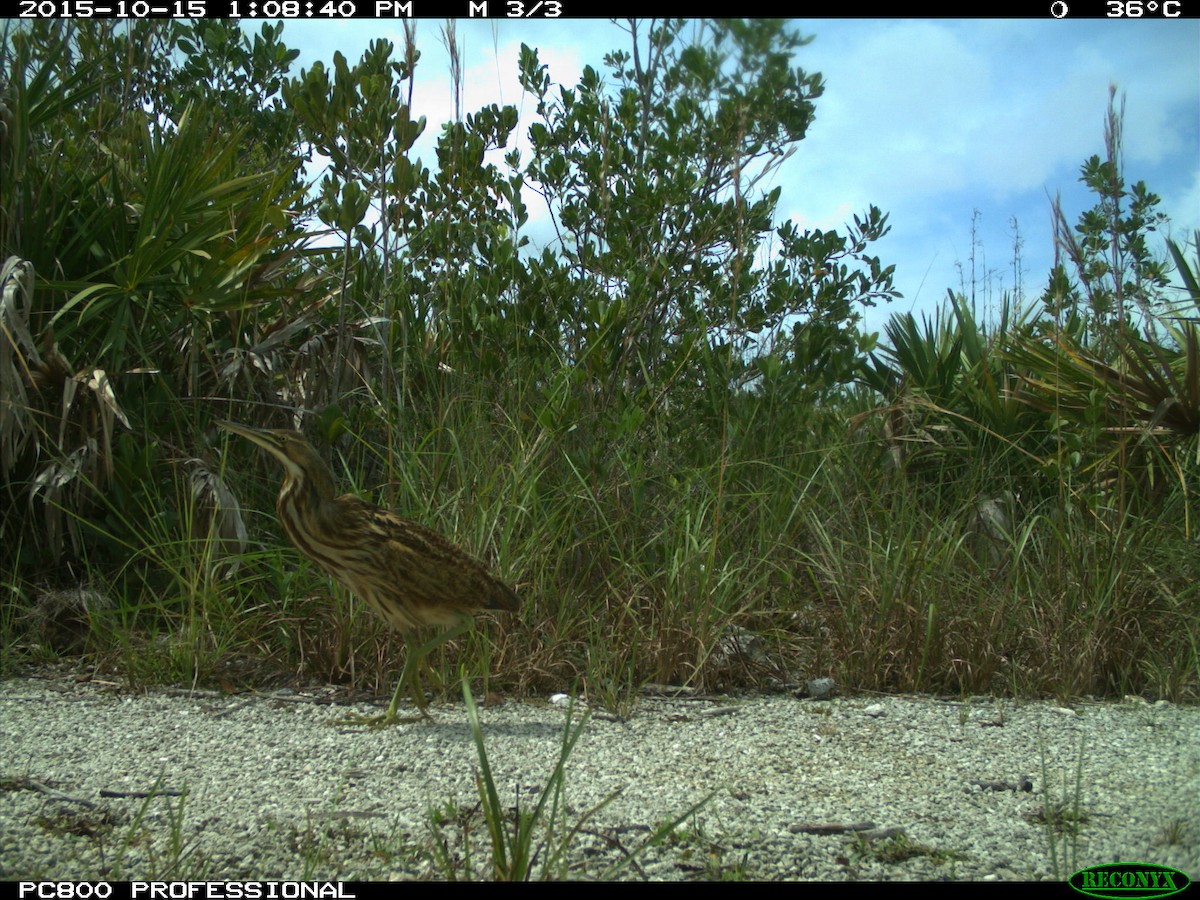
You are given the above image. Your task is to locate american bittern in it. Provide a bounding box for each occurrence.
[217,421,519,727]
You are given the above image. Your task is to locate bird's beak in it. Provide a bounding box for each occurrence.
[217,420,288,462]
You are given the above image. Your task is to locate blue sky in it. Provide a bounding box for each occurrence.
[278,18,1199,336]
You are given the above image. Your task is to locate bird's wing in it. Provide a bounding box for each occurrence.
[335,494,520,618]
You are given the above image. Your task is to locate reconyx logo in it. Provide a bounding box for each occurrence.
[1070,863,1191,899]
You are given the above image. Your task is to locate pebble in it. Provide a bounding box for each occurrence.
[1,676,1196,881]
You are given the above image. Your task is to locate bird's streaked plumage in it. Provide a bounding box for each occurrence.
[217,420,518,725]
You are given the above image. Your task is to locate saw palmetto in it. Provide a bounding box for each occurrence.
[218,421,519,726]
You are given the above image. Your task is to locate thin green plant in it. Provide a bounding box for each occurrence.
[107,775,204,880]
[463,676,614,879]
[1033,733,1088,879]
[665,814,754,881]
[449,677,712,880]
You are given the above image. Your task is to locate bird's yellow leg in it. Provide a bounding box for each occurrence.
[334,620,472,728]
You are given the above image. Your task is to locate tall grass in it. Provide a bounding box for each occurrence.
[3,331,1196,704]
[2,23,1196,708]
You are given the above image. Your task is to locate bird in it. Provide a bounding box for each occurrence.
[216,420,520,727]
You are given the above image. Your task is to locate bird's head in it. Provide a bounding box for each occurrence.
[217,421,338,499]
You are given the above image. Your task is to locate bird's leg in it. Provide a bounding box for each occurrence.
[388,619,472,722]
[335,619,472,728]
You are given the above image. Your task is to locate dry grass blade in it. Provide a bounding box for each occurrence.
[187,456,249,570]
[0,256,38,472]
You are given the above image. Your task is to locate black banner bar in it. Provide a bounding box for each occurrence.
[12,0,1198,19]
[3,884,400,900]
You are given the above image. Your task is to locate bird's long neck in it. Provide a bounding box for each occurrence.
[276,457,343,572]
[277,450,337,511]
[296,456,338,503]
[280,472,332,515]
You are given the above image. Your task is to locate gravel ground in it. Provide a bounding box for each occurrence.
[1,672,1196,881]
